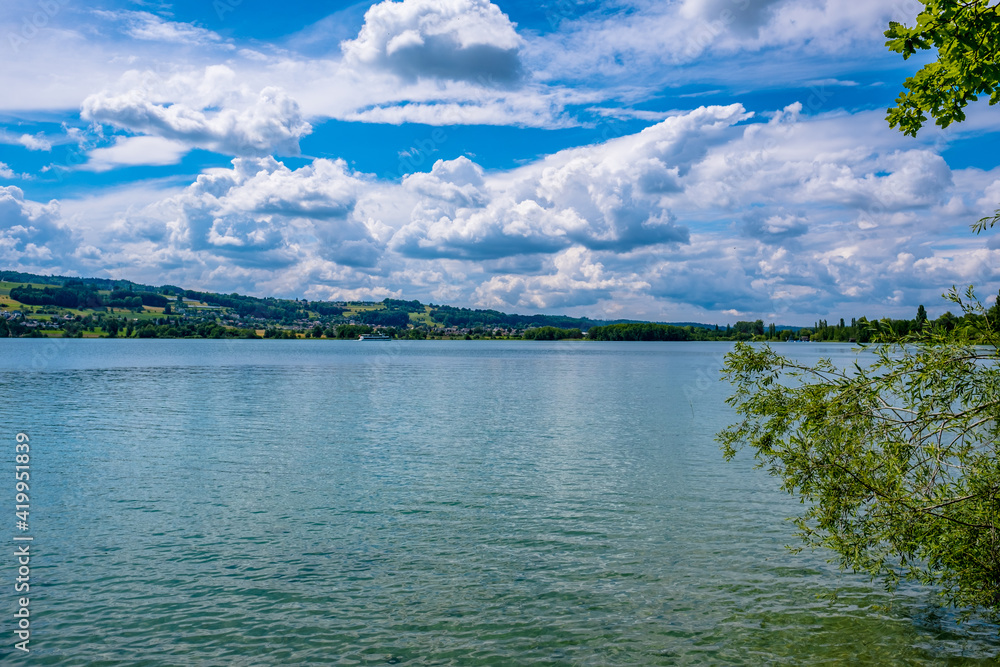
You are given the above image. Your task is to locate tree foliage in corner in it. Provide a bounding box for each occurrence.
[885,0,1000,136]
[719,288,1000,620]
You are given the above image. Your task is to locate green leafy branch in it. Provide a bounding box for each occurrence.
[885,0,1000,136]
[718,289,1000,622]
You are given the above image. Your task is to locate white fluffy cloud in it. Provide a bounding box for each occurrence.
[473,246,649,310]
[0,187,81,268]
[342,0,525,85]
[81,66,312,157]
[681,107,955,217]
[83,136,190,172]
[288,0,581,128]
[114,156,382,269]
[391,105,747,260]
[18,134,52,151]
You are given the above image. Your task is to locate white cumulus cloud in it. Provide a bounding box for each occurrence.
[0,186,80,269]
[83,136,190,172]
[391,104,748,260]
[18,134,52,151]
[342,0,525,85]
[115,156,382,269]
[81,66,312,158]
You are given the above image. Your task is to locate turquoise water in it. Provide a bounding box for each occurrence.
[1,339,998,664]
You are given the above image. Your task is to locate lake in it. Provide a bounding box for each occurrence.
[1,339,997,664]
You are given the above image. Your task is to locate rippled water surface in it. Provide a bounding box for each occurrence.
[1,339,998,664]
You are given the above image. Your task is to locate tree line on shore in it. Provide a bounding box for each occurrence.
[3,271,997,344]
[8,301,990,341]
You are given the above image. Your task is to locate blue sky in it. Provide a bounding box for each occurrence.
[1,0,998,323]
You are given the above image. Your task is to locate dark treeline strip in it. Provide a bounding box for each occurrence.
[181,290,324,322]
[522,326,584,340]
[355,310,410,327]
[381,299,424,313]
[10,283,167,310]
[428,304,636,331]
[586,323,693,341]
[132,321,257,339]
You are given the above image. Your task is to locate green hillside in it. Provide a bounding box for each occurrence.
[0,269,970,342]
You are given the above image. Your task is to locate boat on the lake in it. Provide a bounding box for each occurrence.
[358,333,391,341]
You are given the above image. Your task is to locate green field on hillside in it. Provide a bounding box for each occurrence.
[409,306,436,326]
[0,281,181,320]
[341,303,385,317]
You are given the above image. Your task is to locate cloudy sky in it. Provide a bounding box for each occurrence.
[1,0,998,323]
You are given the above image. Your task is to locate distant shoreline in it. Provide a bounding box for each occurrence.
[0,336,858,343]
